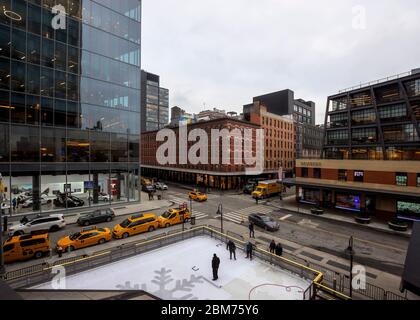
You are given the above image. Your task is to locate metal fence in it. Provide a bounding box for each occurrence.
[3,226,329,300]
[2,225,403,300]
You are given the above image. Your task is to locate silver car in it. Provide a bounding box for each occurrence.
[8,214,66,236]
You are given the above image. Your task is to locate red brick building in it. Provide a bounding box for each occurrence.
[244,101,296,177]
[141,118,262,190]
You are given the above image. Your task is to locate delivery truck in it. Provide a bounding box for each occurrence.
[252,180,281,199]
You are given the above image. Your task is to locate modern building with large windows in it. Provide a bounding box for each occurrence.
[284,69,420,221]
[141,70,169,132]
[0,0,141,214]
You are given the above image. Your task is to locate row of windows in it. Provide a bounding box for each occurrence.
[0,123,139,163]
[329,79,420,112]
[0,90,140,134]
[324,146,420,160]
[261,116,293,130]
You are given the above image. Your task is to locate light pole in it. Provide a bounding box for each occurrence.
[216,204,223,234]
[345,236,355,298]
[0,173,6,276]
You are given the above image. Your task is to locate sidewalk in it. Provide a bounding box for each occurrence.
[264,196,412,238]
[205,219,417,300]
[3,196,174,227]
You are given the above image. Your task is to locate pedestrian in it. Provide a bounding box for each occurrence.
[226,240,236,260]
[249,222,255,238]
[148,191,152,201]
[255,197,259,205]
[12,198,17,212]
[212,254,220,281]
[246,241,253,260]
[269,240,276,254]
[275,242,283,257]
[20,215,28,224]
[57,246,63,258]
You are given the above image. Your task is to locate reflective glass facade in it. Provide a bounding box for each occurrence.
[323,73,420,160]
[141,70,169,132]
[0,0,141,213]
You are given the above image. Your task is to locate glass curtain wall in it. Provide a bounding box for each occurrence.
[0,0,141,215]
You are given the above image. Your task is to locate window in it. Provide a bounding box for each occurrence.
[350,92,372,107]
[378,104,407,122]
[417,174,420,187]
[301,168,309,178]
[383,124,419,142]
[313,168,321,179]
[396,173,408,186]
[352,128,377,144]
[327,130,349,145]
[338,169,348,182]
[354,171,364,182]
[3,244,14,252]
[352,109,376,125]
[330,113,348,128]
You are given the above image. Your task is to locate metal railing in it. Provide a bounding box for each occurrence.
[2,225,348,300]
[338,71,413,94]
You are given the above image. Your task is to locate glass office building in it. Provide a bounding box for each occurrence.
[0,0,141,214]
[141,70,169,132]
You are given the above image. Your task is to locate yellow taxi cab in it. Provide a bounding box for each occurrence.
[158,207,191,228]
[56,226,112,252]
[112,213,159,239]
[3,232,51,264]
[188,191,208,202]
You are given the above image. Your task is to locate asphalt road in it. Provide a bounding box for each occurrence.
[3,183,410,277]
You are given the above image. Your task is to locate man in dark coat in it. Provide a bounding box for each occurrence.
[269,240,276,254]
[226,240,236,260]
[275,242,283,257]
[212,254,220,281]
[246,241,254,260]
[249,222,255,238]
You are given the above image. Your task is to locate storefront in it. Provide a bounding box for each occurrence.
[397,200,420,222]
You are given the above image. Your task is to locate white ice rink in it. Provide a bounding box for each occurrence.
[34,236,311,300]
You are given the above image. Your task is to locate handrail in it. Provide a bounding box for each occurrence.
[338,71,413,94]
[3,225,351,300]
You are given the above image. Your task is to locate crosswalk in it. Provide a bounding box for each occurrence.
[218,205,274,225]
[166,194,209,221]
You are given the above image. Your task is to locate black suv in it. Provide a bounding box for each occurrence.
[77,209,115,226]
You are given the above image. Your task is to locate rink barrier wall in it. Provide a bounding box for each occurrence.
[5,225,401,300]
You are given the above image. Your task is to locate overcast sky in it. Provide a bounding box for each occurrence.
[141,0,420,124]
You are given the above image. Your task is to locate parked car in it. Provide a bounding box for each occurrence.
[243,183,256,194]
[54,194,84,208]
[21,195,52,208]
[56,226,112,252]
[8,214,66,236]
[88,192,112,202]
[142,184,156,193]
[155,182,168,190]
[3,233,51,263]
[112,213,159,239]
[248,213,279,232]
[77,208,116,226]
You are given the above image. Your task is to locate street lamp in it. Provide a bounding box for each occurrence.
[345,236,356,298]
[216,204,223,234]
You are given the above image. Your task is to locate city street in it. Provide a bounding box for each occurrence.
[3,183,409,280]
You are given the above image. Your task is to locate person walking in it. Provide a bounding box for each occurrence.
[246,241,254,261]
[275,242,283,257]
[269,240,276,254]
[12,198,17,212]
[226,240,236,260]
[249,222,255,238]
[212,254,220,281]
[57,246,63,258]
